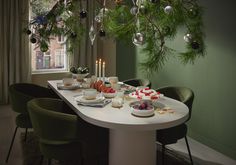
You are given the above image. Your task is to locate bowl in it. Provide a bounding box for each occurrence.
[72,73,89,81]
[130,101,155,117]
[102,91,117,98]
[83,88,97,100]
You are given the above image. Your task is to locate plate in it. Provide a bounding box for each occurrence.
[57,83,80,90]
[75,95,105,104]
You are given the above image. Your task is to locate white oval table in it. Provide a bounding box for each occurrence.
[48,80,189,165]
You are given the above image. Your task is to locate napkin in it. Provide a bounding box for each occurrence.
[77,99,111,108]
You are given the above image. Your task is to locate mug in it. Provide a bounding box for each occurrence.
[83,89,97,100]
[63,78,74,86]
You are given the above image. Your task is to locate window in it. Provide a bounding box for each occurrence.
[30,1,68,73]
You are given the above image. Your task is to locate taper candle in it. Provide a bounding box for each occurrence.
[95,60,98,77]
[99,59,102,80]
[102,61,105,82]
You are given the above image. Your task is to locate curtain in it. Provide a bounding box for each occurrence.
[72,0,98,75]
[0,0,31,104]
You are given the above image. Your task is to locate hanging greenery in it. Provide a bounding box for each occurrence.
[27,0,205,73]
[103,0,205,73]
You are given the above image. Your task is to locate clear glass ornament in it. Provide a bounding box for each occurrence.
[89,24,96,45]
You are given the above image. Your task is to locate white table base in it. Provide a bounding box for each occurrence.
[109,129,156,165]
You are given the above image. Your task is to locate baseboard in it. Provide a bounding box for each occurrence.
[168,136,236,165]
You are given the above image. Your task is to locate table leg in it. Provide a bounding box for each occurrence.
[109,129,156,165]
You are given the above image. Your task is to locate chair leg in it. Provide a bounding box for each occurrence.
[39,155,44,165]
[24,128,28,142]
[48,158,51,165]
[185,136,193,165]
[5,126,18,163]
[162,144,165,165]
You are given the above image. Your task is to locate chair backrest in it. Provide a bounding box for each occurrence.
[156,86,194,122]
[27,98,79,143]
[123,78,151,88]
[9,83,58,114]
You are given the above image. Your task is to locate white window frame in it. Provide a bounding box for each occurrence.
[30,1,69,74]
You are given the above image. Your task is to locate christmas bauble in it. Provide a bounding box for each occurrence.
[184,33,192,43]
[132,32,145,46]
[191,41,200,50]
[80,10,87,18]
[140,4,147,14]
[40,42,49,52]
[150,0,159,3]
[164,6,173,14]
[99,29,106,37]
[188,8,198,18]
[163,26,171,35]
[94,14,102,23]
[26,29,31,35]
[130,6,138,15]
[70,32,77,39]
[30,36,37,44]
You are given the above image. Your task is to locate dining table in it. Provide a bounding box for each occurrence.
[48,80,189,165]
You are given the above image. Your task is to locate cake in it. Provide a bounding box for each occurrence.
[129,87,162,100]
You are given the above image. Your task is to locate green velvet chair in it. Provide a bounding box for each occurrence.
[27,98,109,165]
[6,83,59,163]
[123,78,152,88]
[155,86,194,165]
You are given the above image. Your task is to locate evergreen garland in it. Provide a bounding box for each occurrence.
[104,0,205,73]
[28,0,205,73]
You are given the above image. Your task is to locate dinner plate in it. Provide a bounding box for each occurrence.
[75,95,105,104]
[57,83,80,90]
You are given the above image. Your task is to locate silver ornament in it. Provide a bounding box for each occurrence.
[184,33,192,43]
[94,14,102,23]
[130,6,139,15]
[164,5,173,14]
[132,32,145,46]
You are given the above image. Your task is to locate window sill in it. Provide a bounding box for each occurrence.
[31,71,70,75]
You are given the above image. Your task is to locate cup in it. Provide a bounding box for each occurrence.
[108,76,119,84]
[63,78,74,86]
[83,89,97,100]
[116,90,124,103]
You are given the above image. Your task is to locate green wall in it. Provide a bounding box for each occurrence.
[117,0,236,160]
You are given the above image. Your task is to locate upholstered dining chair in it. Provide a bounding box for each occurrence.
[27,98,109,165]
[155,86,194,165]
[6,83,59,163]
[123,78,152,88]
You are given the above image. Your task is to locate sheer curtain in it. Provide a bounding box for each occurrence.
[0,0,31,104]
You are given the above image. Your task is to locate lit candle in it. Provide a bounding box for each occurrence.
[95,60,98,77]
[99,59,102,80]
[102,61,105,82]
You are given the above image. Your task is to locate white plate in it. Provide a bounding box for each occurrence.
[57,83,80,90]
[75,95,105,104]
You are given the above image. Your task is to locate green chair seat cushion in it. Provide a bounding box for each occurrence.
[156,124,187,145]
[15,114,32,128]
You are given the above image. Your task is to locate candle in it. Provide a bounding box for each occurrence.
[99,59,102,80]
[102,61,105,82]
[95,60,98,77]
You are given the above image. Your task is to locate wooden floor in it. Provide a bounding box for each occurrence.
[1,105,236,165]
[0,105,24,165]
